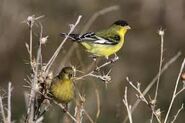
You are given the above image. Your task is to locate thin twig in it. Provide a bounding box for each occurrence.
[126,78,148,105]
[164,58,185,123]
[83,110,95,123]
[123,51,181,123]
[35,116,44,123]
[74,81,95,123]
[0,96,6,123]
[38,22,45,67]
[122,87,133,123]
[74,85,85,123]
[154,28,165,101]
[29,22,33,63]
[25,15,45,122]
[126,78,161,123]
[134,52,181,109]
[56,102,77,122]
[95,89,100,121]
[170,104,184,123]
[24,15,44,72]
[25,16,36,121]
[75,59,114,81]
[7,82,12,123]
[175,86,185,97]
[151,28,165,123]
[30,30,42,122]
[44,15,82,73]
[74,102,84,123]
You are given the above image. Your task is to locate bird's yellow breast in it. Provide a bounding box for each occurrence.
[81,28,126,58]
[51,79,74,103]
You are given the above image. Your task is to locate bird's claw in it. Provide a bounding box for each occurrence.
[110,54,119,63]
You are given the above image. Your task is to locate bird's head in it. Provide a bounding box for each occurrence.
[113,20,131,29]
[112,20,131,36]
[58,67,74,80]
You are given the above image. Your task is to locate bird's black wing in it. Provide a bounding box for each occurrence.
[60,32,97,41]
[60,32,119,45]
[78,32,120,45]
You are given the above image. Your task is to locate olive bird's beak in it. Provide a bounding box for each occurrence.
[125,25,131,30]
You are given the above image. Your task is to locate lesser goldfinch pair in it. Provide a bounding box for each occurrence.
[50,20,130,106]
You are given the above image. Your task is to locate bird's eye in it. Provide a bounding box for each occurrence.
[68,73,73,78]
[114,35,120,40]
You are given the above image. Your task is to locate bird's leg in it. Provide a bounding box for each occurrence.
[89,54,97,61]
[110,54,119,63]
[92,56,97,62]
[62,103,68,112]
[91,55,100,72]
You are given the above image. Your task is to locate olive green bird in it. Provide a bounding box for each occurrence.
[50,67,74,109]
[60,20,131,59]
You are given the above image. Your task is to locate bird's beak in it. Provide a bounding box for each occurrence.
[125,25,131,30]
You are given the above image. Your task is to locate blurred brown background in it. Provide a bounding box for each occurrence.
[0,0,185,122]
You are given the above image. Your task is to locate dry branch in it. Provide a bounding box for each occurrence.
[164,58,185,123]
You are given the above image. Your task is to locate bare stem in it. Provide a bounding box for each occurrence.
[0,96,6,123]
[126,78,161,123]
[44,15,82,73]
[154,28,164,103]
[164,58,185,123]
[170,104,184,123]
[83,110,95,123]
[95,89,100,121]
[122,87,133,123]
[25,15,45,122]
[0,82,12,123]
[29,26,36,120]
[123,52,181,123]
[175,86,185,97]
[74,82,95,123]
[75,103,83,123]
[57,102,77,122]
[29,25,33,62]
[24,15,44,72]
[151,28,165,123]
[7,82,12,123]
[75,59,115,81]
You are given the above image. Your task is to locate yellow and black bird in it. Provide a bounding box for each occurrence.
[60,20,131,59]
[50,67,74,109]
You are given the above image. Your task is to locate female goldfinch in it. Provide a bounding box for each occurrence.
[60,20,131,59]
[50,67,74,109]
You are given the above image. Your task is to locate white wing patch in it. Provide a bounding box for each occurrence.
[94,36,109,44]
[94,36,116,45]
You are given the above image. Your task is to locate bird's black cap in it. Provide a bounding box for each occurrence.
[114,20,129,26]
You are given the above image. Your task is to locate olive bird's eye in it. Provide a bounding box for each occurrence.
[68,73,73,78]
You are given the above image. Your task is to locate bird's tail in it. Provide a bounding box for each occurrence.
[60,33,81,41]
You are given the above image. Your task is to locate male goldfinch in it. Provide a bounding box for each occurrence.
[60,20,130,59]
